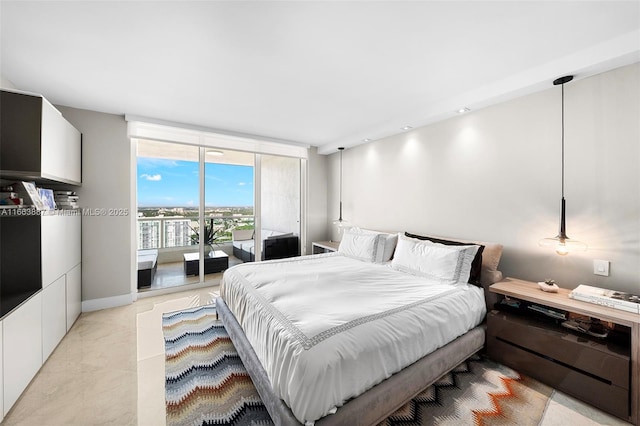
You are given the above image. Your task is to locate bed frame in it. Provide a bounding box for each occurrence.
[216,296,486,426]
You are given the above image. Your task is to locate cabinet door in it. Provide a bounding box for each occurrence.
[42,214,81,288]
[42,275,67,361]
[40,99,81,185]
[3,293,42,415]
[66,214,81,271]
[66,263,82,331]
[41,215,66,288]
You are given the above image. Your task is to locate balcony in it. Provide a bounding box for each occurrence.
[137,215,253,290]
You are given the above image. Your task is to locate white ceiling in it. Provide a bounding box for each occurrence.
[2,1,639,155]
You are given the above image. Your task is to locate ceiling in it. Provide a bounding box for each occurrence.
[2,1,639,155]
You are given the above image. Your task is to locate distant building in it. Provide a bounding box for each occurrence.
[164,219,192,247]
[138,218,192,249]
[138,220,160,249]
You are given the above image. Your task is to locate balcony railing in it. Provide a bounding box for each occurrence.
[137,215,254,250]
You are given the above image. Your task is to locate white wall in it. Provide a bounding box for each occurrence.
[0,76,16,89]
[56,106,133,307]
[307,147,329,253]
[329,63,640,293]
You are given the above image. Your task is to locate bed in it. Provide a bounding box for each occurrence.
[217,230,504,425]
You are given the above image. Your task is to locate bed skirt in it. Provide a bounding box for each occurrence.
[216,297,486,426]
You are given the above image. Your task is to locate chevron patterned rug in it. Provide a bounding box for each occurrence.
[163,304,552,426]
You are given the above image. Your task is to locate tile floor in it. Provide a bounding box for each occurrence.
[1,287,631,426]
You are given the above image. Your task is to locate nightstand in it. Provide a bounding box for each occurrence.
[489,278,639,425]
[312,240,340,254]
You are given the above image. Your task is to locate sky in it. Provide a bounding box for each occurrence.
[137,158,254,207]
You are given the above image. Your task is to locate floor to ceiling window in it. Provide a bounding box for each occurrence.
[136,140,207,289]
[129,119,308,295]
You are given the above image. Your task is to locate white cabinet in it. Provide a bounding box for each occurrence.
[0,89,82,185]
[0,90,82,419]
[41,98,82,184]
[41,214,66,288]
[41,214,81,288]
[42,276,67,360]
[3,293,42,416]
[41,213,82,354]
[66,263,82,331]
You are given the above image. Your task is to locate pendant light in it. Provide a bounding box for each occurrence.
[539,75,587,255]
[332,147,349,235]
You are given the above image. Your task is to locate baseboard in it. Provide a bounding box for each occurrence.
[82,293,135,312]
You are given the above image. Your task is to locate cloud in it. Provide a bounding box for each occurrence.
[238,182,247,186]
[141,173,162,181]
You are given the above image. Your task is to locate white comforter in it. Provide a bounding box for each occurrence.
[221,253,486,424]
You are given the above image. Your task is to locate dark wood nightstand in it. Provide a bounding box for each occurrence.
[489,278,639,425]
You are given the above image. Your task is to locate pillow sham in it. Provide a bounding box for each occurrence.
[405,232,484,286]
[392,234,479,284]
[404,232,504,286]
[338,230,382,263]
[349,227,398,262]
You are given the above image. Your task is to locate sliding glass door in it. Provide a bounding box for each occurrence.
[133,129,306,292]
[204,149,255,268]
[136,140,203,289]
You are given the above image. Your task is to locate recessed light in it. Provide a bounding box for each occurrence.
[206,149,224,156]
[401,126,413,131]
[457,107,471,114]
[363,138,371,142]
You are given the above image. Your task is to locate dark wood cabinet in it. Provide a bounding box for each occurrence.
[489,278,639,425]
[487,310,630,419]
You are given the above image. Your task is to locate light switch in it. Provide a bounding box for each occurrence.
[593,259,610,277]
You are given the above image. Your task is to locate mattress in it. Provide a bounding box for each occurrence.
[221,252,486,424]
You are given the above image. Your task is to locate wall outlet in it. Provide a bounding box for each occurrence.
[593,259,610,277]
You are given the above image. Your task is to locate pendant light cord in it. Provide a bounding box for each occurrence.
[338,147,344,221]
[561,82,565,199]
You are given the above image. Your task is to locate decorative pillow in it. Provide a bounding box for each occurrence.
[405,232,484,286]
[392,234,479,284]
[338,230,382,263]
[349,227,398,262]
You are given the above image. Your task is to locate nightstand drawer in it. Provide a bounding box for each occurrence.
[488,335,630,420]
[487,310,630,389]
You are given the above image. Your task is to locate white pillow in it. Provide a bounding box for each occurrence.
[391,234,479,284]
[338,231,382,262]
[349,227,398,262]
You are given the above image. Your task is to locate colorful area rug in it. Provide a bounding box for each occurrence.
[163,305,552,426]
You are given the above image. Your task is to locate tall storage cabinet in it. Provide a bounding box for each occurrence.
[0,88,82,418]
[41,213,82,359]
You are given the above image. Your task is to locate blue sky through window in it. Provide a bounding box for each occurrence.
[137,157,254,207]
